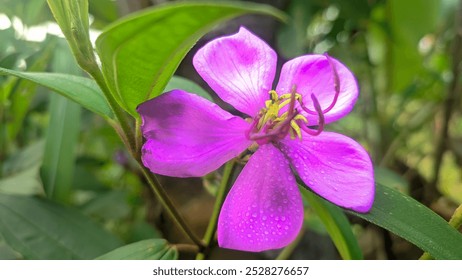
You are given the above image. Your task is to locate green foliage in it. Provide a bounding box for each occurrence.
[349,184,462,260]
[1,0,462,261]
[96,1,286,116]
[301,188,363,260]
[46,0,96,70]
[0,194,122,259]
[40,40,82,203]
[96,239,178,260]
[0,67,113,119]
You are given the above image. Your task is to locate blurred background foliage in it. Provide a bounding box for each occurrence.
[0,0,461,259]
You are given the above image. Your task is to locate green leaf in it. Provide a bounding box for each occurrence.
[2,141,44,176]
[347,184,462,259]
[0,165,44,196]
[5,40,56,141]
[1,142,45,196]
[165,76,212,101]
[0,194,122,259]
[81,190,131,220]
[96,1,286,116]
[96,239,178,260]
[0,67,113,119]
[301,188,363,260]
[41,40,82,203]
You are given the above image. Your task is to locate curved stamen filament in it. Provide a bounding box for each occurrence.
[321,53,340,113]
[297,53,341,116]
[299,94,324,136]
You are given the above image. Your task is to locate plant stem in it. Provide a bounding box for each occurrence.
[173,243,200,255]
[140,165,205,249]
[449,204,462,229]
[196,161,236,260]
[83,63,204,249]
[87,67,137,156]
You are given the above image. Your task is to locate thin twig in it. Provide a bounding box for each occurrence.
[196,161,236,260]
[140,166,206,249]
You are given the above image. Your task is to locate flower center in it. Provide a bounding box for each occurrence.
[245,54,341,145]
[246,87,325,145]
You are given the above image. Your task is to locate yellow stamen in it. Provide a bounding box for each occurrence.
[252,90,308,142]
[290,120,302,140]
[294,114,308,124]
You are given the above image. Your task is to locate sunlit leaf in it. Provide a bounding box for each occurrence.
[96,1,286,115]
[0,67,113,119]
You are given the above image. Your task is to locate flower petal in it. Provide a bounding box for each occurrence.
[276,54,358,124]
[193,27,277,116]
[218,144,303,252]
[279,132,374,212]
[137,90,251,177]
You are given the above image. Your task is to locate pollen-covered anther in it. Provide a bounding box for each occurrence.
[247,88,317,143]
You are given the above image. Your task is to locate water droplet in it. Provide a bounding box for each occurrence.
[281,216,286,221]
[262,215,267,221]
[252,212,257,218]
[247,234,252,238]
[284,226,289,230]
[277,206,283,212]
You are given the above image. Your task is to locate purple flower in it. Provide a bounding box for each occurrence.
[137,27,374,252]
